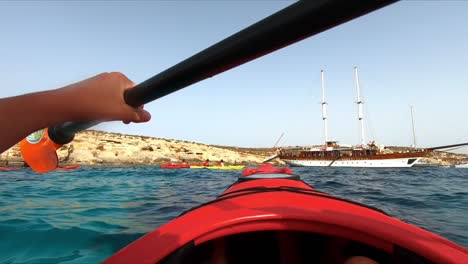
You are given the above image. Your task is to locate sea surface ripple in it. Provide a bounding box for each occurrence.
[0,166,466,263]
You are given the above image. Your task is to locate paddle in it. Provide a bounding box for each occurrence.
[20,129,61,173]
[20,0,398,173]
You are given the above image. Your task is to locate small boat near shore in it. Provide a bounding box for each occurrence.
[0,166,21,171]
[161,164,190,169]
[454,163,468,168]
[55,165,80,171]
[160,164,245,170]
[190,165,245,170]
[412,162,441,167]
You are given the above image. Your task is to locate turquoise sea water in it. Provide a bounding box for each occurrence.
[0,166,467,263]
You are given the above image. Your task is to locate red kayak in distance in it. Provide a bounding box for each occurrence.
[55,165,80,171]
[0,166,21,171]
[104,164,467,264]
[160,164,190,169]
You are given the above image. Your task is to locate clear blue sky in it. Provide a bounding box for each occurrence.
[1,1,467,153]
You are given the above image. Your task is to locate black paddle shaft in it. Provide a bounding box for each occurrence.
[48,0,398,145]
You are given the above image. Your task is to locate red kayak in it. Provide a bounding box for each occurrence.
[55,165,80,171]
[0,166,20,171]
[160,164,190,169]
[104,165,467,263]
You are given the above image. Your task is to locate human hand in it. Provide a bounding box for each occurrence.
[61,72,151,123]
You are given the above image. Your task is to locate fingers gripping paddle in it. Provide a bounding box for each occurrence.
[21,0,398,173]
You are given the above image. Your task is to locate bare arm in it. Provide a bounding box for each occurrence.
[0,72,151,153]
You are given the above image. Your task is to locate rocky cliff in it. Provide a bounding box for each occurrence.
[0,130,279,166]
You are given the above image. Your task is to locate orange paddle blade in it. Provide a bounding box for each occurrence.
[20,129,62,173]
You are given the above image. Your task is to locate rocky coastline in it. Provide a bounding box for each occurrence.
[0,130,466,167]
[0,130,279,167]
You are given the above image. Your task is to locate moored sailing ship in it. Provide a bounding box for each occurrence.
[279,141,431,167]
[277,67,436,168]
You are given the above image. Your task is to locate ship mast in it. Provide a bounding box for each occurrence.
[354,66,366,146]
[410,105,417,148]
[321,70,329,143]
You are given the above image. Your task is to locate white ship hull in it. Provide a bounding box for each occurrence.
[282,157,422,168]
[455,163,468,168]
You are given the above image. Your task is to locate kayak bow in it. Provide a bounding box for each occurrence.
[104,165,467,264]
